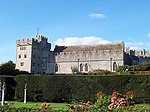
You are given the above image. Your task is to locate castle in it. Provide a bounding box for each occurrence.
[15,35,150,74]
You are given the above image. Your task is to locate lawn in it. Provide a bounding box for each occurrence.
[12,101,69,110]
[6,101,150,112]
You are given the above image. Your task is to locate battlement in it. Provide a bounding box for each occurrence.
[35,35,48,42]
[16,35,49,47]
[16,38,34,46]
[125,47,150,57]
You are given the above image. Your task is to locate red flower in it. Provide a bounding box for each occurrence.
[126,90,136,99]
[112,91,118,97]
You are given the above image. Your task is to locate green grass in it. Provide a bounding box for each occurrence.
[12,101,69,110]
[134,104,150,108]
[8,102,150,111]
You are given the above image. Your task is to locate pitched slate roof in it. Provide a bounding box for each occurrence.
[54,43,124,52]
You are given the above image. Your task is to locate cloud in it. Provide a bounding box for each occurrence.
[148,33,150,37]
[88,13,106,19]
[125,42,145,50]
[55,36,110,46]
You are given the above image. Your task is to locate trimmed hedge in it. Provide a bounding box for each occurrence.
[0,76,17,101]
[13,75,150,103]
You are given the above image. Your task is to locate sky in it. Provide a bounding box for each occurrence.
[1,0,150,63]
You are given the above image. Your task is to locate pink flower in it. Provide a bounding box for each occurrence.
[73,104,78,108]
[112,91,118,97]
[79,104,85,108]
[40,103,50,108]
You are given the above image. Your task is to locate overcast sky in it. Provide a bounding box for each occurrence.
[1,0,150,63]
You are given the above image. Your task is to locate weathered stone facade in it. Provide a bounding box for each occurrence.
[54,43,124,74]
[16,35,55,74]
[125,47,150,65]
[16,35,150,74]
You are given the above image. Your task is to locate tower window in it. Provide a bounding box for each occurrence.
[33,55,35,58]
[20,62,24,66]
[19,55,21,58]
[24,54,27,58]
[33,63,35,67]
[20,47,26,50]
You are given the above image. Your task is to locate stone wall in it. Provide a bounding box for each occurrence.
[16,38,33,73]
[55,43,124,73]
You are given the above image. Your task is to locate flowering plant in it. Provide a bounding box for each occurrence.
[126,90,136,100]
[108,91,129,110]
[39,103,51,109]
[68,101,90,112]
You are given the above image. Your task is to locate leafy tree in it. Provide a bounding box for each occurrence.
[0,60,29,75]
[0,61,15,75]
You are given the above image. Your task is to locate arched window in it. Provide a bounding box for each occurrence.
[113,62,117,71]
[80,64,83,72]
[55,64,58,72]
[85,63,88,71]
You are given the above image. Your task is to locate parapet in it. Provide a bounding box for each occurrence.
[16,38,34,46]
[35,35,48,42]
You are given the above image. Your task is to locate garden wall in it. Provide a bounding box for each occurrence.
[13,75,150,103]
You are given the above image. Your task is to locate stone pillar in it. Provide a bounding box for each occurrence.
[0,80,2,101]
[110,58,112,72]
[78,59,80,73]
[1,82,5,106]
[24,80,27,103]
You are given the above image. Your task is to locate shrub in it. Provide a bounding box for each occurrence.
[88,69,113,75]
[117,62,150,72]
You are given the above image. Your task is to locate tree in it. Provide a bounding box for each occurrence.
[0,61,29,75]
[0,61,16,75]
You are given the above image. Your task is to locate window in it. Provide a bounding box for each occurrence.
[80,64,83,72]
[33,55,35,58]
[19,55,21,58]
[20,62,24,66]
[20,47,26,50]
[33,63,35,67]
[85,63,88,71]
[55,64,58,72]
[113,62,117,71]
[24,54,27,58]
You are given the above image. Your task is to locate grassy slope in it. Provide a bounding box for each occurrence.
[13,102,69,110]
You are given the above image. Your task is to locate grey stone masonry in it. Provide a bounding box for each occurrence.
[16,35,150,74]
[16,35,125,74]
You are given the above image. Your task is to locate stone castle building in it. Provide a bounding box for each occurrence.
[16,35,150,74]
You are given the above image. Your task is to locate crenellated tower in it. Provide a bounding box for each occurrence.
[16,35,53,74]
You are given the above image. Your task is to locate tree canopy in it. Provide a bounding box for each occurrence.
[0,60,29,75]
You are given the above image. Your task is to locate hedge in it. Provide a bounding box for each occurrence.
[0,76,16,101]
[12,75,150,103]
